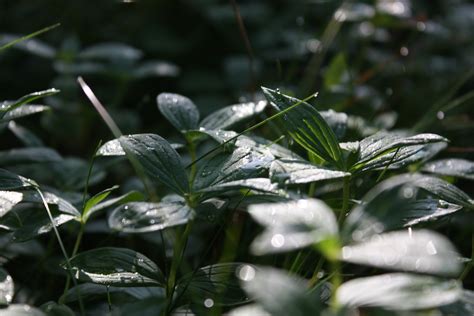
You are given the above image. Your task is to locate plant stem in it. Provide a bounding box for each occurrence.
[329,259,342,311]
[459,234,474,281]
[166,222,193,313]
[187,138,198,186]
[339,176,351,224]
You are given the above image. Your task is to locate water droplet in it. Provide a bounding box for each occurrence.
[271,234,285,248]
[416,21,426,31]
[436,111,445,120]
[204,298,214,308]
[400,46,409,56]
[402,186,414,199]
[237,265,255,281]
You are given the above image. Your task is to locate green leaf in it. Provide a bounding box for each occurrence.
[351,132,448,173]
[261,87,342,167]
[68,247,164,286]
[324,53,348,89]
[270,159,350,185]
[0,89,59,120]
[118,134,189,195]
[197,178,281,198]
[157,93,200,132]
[133,60,179,78]
[343,174,469,242]
[39,302,75,316]
[193,147,273,191]
[83,185,119,219]
[337,273,462,311]
[341,230,462,276]
[320,110,348,140]
[0,169,35,190]
[96,139,183,157]
[0,105,50,123]
[0,304,46,315]
[0,147,62,166]
[108,199,194,233]
[200,101,267,131]
[248,199,339,258]
[177,263,249,307]
[82,190,144,223]
[0,268,14,305]
[0,191,24,217]
[116,297,165,316]
[422,158,474,180]
[239,266,325,316]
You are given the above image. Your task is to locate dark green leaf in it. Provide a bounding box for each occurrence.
[68,247,164,286]
[0,268,14,305]
[422,158,474,180]
[270,159,349,185]
[198,178,281,197]
[248,199,339,258]
[78,43,142,61]
[0,148,62,166]
[337,273,462,311]
[0,304,46,315]
[200,101,267,131]
[7,122,43,147]
[118,134,189,195]
[133,60,179,78]
[261,87,342,167]
[157,93,200,132]
[108,200,194,233]
[0,169,35,190]
[341,230,462,276]
[320,110,348,140]
[115,297,165,316]
[39,302,74,316]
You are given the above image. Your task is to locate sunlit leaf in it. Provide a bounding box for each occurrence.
[337,273,462,310]
[422,158,474,180]
[0,191,24,217]
[68,247,164,286]
[341,230,462,276]
[228,304,270,316]
[83,185,119,219]
[157,93,200,132]
[261,87,342,167]
[83,191,144,223]
[118,134,189,195]
[108,199,194,233]
[0,268,14,305]
[270,159,349,185]
[440,290,474,315]
[249,199,339,258]
[197,178,281,197]
[200,101,267,131]
[97,139,184,157]
[0,105,50,123]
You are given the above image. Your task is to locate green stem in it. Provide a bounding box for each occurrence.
[329,259,342,311]
[339,176,351,224]
[187,138,198,186]
[0,23,60,51]
[166,222,193,313]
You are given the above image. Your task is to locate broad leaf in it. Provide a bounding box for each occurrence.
[39,302,74,316]
[240,266,325,316]
[0,268,14,305]
[132,60,179,78]
[83,191,144,223]
[337,273,462,311]
[62,283,164,303]
[197,178,281,197]
[270,159,349,185]
[422,158,474,180]
[0,191,24,217]
[351,132,447,173]
[320,110,348,140]
[200,101,267,131]
[440,290,474,315]
[0,147,62,165]
[343,174,471,242]
[118,134,189,195]
[0,105,50,123]
[68,247,164,286]
[157,93,200,132]
[0,89,59,119]
[248,199,339,258]
[261,87,342,167]
[0,169,35,190]
[108,199,194,233]
[177,263,248,306]
[341,230,462,276]
[96,139,183,157]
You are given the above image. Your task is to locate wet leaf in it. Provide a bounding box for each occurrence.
[157,93,200,132]
[200,101,267,131]
[240,266,324,316]
[261,87,342,168]
[337,273,462,310]
[96,139,183,157]
[118,134,189,195]
[0,89,59,120]
[0,169,35,190]
[197,178,280,197]
[320,110,348,140]
[68,247,164,286]
[0,105,50,123]
[0,268,14,305]
[0,191,24,217]
[248,199,339,257]
[108,199,194,233]
[422,158,474,180]
[270,159,350,185]
[341,230,462,276]
[351,132,448,173]
[83,191,144,223]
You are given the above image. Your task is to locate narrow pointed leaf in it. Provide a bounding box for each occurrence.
[261,87,342,167]
[422,158,474,180]
[341,230,462,276]
[0,105,50,123]
[249,199,339,257]
[68,247,164,286]
[118,134,189,195]
[200,101,267,131]
[157,93,200,132]
[0,89,59,119]
[83,185,119,218]
[337,273,462,310]
[108,200,194,233]
[270,159,350,185]
[83,191,144,223]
